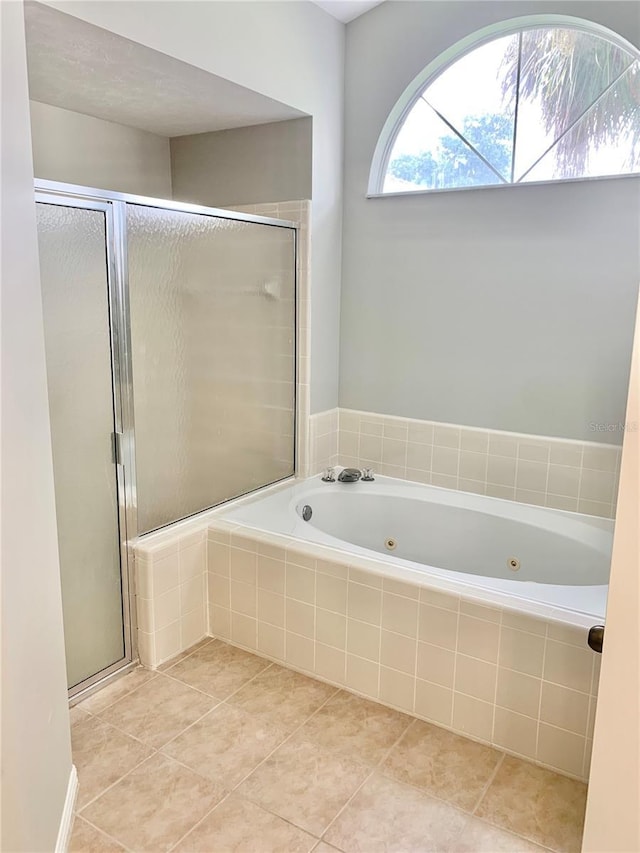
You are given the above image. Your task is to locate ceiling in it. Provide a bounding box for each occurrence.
[24,2,306,138]
[311,0,386,23]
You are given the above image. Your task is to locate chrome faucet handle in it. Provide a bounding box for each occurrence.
[321,467,336,482]
[361,468,375,481]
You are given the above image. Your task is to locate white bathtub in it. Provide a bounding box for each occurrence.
[221,474,612,626]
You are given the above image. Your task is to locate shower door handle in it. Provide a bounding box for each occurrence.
[111,432,124,466]
[588,625,604,653]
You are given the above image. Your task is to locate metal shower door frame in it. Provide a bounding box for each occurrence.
[34,187,136,699]
[35,178,299,697]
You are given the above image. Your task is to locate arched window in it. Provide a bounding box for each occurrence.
[369,17,640,195]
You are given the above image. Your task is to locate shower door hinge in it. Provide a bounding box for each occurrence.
[112,431,124,466]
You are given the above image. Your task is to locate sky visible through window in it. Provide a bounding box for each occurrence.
[383,27,640,193]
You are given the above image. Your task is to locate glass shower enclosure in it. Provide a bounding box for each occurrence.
[35,181,297,697]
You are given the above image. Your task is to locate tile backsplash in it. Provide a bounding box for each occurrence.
[310,409,621,518]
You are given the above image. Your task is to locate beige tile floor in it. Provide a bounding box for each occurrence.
[69,638,588,853]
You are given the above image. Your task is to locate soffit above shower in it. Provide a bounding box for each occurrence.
[24,2,306,138]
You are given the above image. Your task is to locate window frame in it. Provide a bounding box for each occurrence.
[367,14,640,198]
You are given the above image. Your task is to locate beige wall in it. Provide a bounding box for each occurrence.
[1,4,73,851]
[42,0,345,414]
[30,100,172,197]
[582,302,640,852]
[171,117,312,208]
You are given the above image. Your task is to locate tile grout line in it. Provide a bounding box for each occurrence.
[411,601,420,718]
[543,447,552,505]
[318,714,417,844]
[374,731,572,816]
[75,707,162,753]
[161,663,276,743]
[470,751,505,816]
[226,680,343,791]
[73,813,137,853]
[76,650,268,817]
[576,444,586,510]
[490,610,503,744]
[203,540,212,643]
[471,808,562,853]
[313,559,318,674]
[157,635,218,672]
[464,812,559,853]
[454,437,461,492]
[582,654,598,778]
[582,696,594,781]
[373,584,383,699]
[449,598,462,733]
[75,668,160,717]
[161,775,236,851]
[75,673,233,816]
[535,622,550,761]
[76,747,159,815]
[167,784,322,853]
[173,682,348,845]
[331,716,539,848]
[160,663,241,703]
[86,656,336,850]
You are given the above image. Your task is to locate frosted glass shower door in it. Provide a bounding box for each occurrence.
[36,202,126,690]
[127,204,296,533]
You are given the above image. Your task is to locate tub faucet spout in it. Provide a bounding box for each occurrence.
[337,467,362,483]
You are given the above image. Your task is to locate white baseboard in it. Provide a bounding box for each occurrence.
[55,765,78,853]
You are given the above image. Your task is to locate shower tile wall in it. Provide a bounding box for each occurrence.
[204,520,600,782]
[311,409,621,518]
[228,201,312,478]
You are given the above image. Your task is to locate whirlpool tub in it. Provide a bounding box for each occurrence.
[221,473,612,627]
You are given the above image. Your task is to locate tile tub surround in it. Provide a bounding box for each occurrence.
[69,639,587,853]
[134,411,616,669]
[135,523,208,667]
[310,406,339,475]
[309,408,621,518]
[207,520,600,783]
